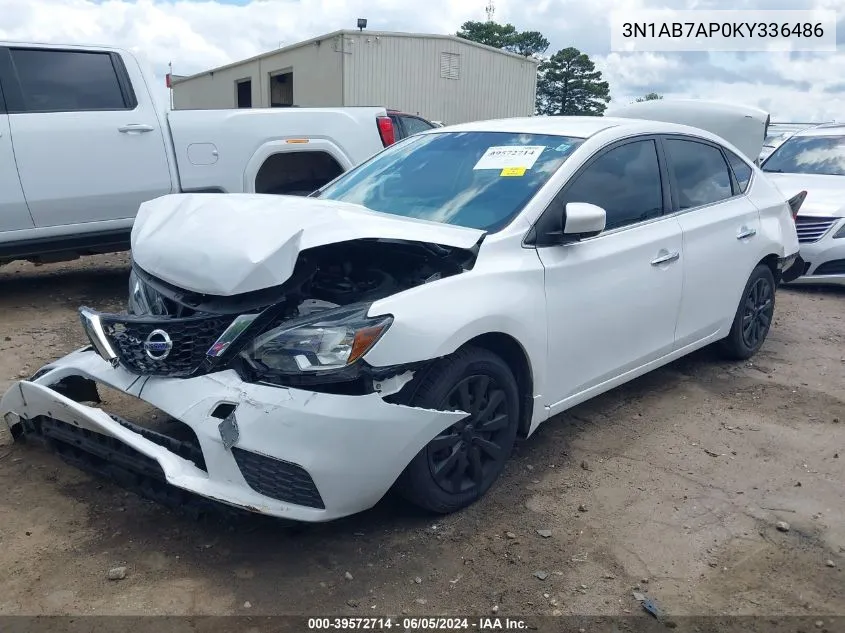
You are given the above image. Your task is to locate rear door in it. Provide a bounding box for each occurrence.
[661,135,762,348]
[0,61,34,232]
[1,46,173,228]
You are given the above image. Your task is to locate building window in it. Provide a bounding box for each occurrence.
[440,52,461,80]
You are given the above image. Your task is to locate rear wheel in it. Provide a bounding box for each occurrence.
[719,264,776,360]
[395,347,520,514]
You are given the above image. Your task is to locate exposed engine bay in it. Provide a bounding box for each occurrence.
[108,238,478,393]
[129,238,475,318]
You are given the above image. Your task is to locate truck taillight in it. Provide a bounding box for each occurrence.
[377,116,395,147]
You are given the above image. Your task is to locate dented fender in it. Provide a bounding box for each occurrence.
[363,232,549,430]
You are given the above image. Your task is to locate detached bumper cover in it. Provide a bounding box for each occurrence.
[0,348,466,522]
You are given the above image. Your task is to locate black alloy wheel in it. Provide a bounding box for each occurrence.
[394,346,520,514]
[741,276,774,350]
[427,374,511,495]
[719,264,777,360]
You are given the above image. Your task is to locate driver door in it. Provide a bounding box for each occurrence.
[536,137,685,414]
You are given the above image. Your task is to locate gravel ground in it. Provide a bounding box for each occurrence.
[0,254,843,620]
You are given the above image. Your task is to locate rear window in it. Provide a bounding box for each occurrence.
[762,135,845,176]
[316,132,584,232]
[9,48,131,113]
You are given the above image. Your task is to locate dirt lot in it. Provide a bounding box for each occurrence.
[0,254,843,620]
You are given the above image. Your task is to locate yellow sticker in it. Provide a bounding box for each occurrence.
[500,167,526,177]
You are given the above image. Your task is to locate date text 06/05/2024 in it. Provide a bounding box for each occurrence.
[306,617,529,630]
[621,22,825,39]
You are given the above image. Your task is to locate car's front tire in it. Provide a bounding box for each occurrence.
[395,346,520,514]
[719,264,776,360]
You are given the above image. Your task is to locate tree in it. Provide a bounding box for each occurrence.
[635,92,663,102]
[535,47,611,116]
[456,20,550,58]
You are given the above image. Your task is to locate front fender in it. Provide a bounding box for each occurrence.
[363,249,547,401]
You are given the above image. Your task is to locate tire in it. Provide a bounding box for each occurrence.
[395,346,520,514]
[718,264,776,360]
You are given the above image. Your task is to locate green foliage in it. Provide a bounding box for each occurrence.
[456,22,611,116]
[456,20,549,58]
[635,92,663,102]
[535,47,611,116]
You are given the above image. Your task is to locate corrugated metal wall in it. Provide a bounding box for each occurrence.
[173,36,343,109]
[341,33,537,124]
[172,32,538,123]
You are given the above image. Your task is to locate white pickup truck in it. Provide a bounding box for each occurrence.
[0,42,393,265]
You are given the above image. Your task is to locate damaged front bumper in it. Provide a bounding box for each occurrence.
[0,347,467,522]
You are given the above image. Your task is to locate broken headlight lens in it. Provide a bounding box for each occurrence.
[241,304,392,374]
[128,268,170,316]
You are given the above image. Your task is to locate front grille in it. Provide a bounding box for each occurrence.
[100,314,233,377]
[795,216,839,243]
[813,259,845,275]
[231,447,325,509]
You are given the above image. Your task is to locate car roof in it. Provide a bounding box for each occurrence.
[433,116,734,144]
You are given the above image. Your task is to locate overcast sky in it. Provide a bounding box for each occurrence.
[1,0,842,121]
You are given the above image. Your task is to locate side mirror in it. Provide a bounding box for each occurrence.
[562,202,606,240]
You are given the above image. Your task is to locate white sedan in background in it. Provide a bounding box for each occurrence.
[1,113,801,522]
[761,123,845,286]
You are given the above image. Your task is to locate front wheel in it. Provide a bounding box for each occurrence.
[395,346,520,514]
[719,264,776,360]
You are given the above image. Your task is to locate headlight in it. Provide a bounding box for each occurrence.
[128,268,170,316]
[833,220,845,239]
[241,304,392,374]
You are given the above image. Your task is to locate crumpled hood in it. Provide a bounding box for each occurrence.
[130,194,485,296]
[763,173,845,218]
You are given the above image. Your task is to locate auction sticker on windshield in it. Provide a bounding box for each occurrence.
[474,146,545,171]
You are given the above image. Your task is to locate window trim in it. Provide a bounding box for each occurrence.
[658,134,748,214]
[722,147,755,195]
[0,68,7,114]
[3,46,136,114]
[526,134,671,247]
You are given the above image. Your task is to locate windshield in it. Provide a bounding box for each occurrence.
[762,134,845,176]
[315,131,585,232]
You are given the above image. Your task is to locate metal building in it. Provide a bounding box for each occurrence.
[171,29,539,124]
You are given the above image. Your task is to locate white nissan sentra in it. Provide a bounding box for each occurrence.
[0,114,802,522]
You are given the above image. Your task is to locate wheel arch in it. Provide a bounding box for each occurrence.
[389,332,536,438]
[460,333,535,438]
[757,252,781,283]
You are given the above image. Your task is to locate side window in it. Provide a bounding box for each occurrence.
[9,48,130,113]
[664,138,733,209]
[401,116,435,136]
[389,115,405,140]
[725,149,753,193]
[561,139,663,231]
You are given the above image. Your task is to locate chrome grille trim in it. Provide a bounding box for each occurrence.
[795,216,839,243]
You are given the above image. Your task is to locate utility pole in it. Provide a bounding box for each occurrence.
[485,0,494,21]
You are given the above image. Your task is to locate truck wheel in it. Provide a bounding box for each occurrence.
[395,346,520,514]
[719,264,776,360]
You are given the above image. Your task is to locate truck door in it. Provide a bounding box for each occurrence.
[0,69,34,232]
[0,46,173,228]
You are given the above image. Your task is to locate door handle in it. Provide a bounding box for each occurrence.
[737,227,757,240]
[651,251,680,266]
[118,124,154,134]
